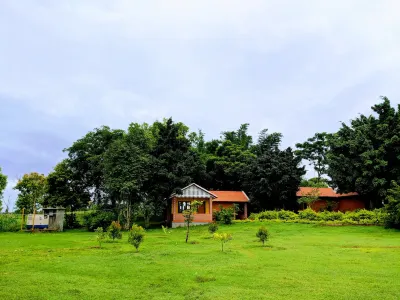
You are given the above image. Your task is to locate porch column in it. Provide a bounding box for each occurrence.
[172,198,175,221]
[244,203,248,219]
[209,197,213,220]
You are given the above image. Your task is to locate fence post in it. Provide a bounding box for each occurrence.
[31,209,36,233]
[21,208,25,231]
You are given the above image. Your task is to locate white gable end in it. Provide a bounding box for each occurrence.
[174,183,217,199]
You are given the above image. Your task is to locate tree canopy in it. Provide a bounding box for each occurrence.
[243,130,305,211]
[327,97,400,208]
[295,132,330,179]
[0,167,7,212]
[14,172,47,213]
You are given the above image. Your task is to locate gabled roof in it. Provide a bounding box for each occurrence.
[209,191,250,202]
[296,187,358,198]
[172,183,218,199]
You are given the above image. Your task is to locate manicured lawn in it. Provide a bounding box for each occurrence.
[0,223,399,300]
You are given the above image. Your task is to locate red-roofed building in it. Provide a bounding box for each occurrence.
[167,183,249,227]
[296,187,364,212]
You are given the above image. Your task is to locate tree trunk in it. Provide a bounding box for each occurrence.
[144,215,150,229]
[185,222,189,243]
[221,242,224,252]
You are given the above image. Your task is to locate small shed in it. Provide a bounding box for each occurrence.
[42,207,65,231]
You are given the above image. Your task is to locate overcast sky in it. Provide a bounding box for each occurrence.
[1,1,400,210]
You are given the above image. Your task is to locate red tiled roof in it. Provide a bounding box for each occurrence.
[209,191,250,202]
[296,187,358,198]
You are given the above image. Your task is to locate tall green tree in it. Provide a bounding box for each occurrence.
[295,132,330,180]
[45,160,90,212]
[384,181,400,229]
[0,167,7,212]
[327,97,400,208]
[14,172,47,213]
[221,123,253,150]
[146,118,205,209]
[103,123,153,228]
[300,177,329,187]
[65,126,124,205]
[203,124,255,190]
[243,130,305,211]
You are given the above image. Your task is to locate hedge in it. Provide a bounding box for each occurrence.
[248,209,387,226]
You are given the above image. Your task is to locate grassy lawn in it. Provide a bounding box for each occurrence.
[1,223,399,300]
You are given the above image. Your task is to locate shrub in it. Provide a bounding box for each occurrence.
[128,224,145,252]
[213,232,232,252]
[319,211,344,221]
[384,182,400,229]
[221,209,234,225]
[0,214,19,232]
[214,206,235,224]
[64,213,82,229]
[256,211,278,220]
[107,221,122,241]
[256,226,269,246]
[277,210,298,220]
[213,210,223,222]
[373,208,387,225]
[298,208,320,221]
[83,211,116,231]
[208,222,219,234]
[248,213,257,220]
[248,209,386,226]
[343,210,376,223]
[95,227,106,248]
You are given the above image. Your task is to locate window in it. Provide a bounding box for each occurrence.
[178,201,191,213]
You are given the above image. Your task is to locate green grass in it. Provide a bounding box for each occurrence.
[1,223,399,300]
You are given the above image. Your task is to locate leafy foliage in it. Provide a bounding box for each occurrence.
[300,177,329,188]
[66,126,124,205]
[327,97,400,208]
[208,222,219,234]
[243,130,305,211]
[108,221,122,241]
[0,214,19,232]
[182,200,203,243]
[14,172,47,213]
[83,210,116,231]
[213,232,232,252]
[213,206,235,224]
[298,208,320,221]
[249,209,386,225]
[0,167,7,212]
[128,224,145,252]
[45,160,89,212]
[95,227,106,248]
[384,181,400,229]
[64,213,82,229]
[256,226,269,246]
[295,132,330,179]
[297,187,320,208]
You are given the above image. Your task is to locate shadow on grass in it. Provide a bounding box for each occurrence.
[245,244,287,250]
[195,275,216,283]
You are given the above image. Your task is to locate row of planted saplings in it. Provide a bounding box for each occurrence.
[94,221,144,252]
[94,221,270,253]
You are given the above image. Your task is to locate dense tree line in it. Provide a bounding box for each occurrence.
[12,119,305,222]
[9,97,400,228]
